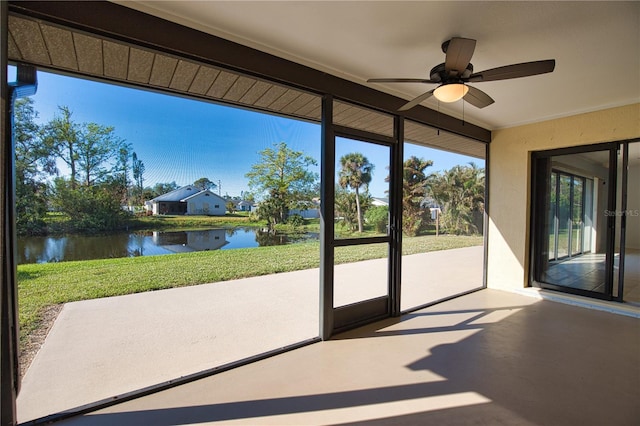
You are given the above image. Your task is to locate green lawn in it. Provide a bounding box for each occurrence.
[129,212,264,230]
[42,212,266,235]
[17,234,482,347]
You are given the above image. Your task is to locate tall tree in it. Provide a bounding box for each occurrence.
[246,142,318,227]
[151,181,179,197]
[401,156,433,236]
[338,152,373,232]
[42,106,79,187]
[193,177,216,191]
[43,106,128,188]
[117,146,131,204]
[76,122,128,187]
[14,98,54,235]
[334,186,372,233]
[132,152,145,204]
[428,163,485,235]
[43,106,132,229]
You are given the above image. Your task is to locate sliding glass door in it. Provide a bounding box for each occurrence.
[532,141,639,302]
[548,172,588,261]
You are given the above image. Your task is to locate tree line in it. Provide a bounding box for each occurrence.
[246,142,484,236]
[14,100,221,235]
[15,98,483,237]
[16,99,135,234]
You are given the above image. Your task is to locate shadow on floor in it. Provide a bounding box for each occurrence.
[58,294,640,426]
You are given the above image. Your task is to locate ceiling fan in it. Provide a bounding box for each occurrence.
[367,37,555,111]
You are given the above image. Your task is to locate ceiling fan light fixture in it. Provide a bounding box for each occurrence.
[434,83,469,102]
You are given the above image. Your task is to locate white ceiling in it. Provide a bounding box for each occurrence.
[117,1,639,130]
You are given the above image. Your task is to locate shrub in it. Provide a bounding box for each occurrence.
[287,214,304,227]
[50,178,130,233]
[365,205,389,233]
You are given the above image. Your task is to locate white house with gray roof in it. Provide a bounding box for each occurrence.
[146,185,227,216]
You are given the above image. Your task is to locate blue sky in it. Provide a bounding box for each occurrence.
[10,68,483,198]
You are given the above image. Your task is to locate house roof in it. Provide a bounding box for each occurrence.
[181,190,225,203]
[151,185,205,203]
[372,198,389,206]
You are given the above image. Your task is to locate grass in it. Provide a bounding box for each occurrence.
[129,212,264,231]
[17,234,482,348]
[43,212,266,235]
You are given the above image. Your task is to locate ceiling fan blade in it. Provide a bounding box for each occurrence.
[463,86,495,109]
[398,89,435,111]
[367,78,438,84]
[444,37,476,75]
[467,59,556,82]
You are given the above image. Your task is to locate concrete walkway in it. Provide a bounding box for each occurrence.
[17,246,483,423]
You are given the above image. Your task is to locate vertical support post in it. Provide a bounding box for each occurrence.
[319,95,335,340]
[483,142,489,289]
[616,143,629,301]
[529,155,550,285]
[1,62,38,426]
[1,2,18,422]
[604,147,618,298]
[389,116,403,317]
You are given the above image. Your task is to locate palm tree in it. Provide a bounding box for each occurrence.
[428,162,484,235]
[338,152,374,232]
[402,156,434,236]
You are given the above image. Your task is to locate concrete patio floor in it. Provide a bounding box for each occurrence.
[17,246,483,423]
[55,289,640,426]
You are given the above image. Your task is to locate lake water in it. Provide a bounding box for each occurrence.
[17,228,319,264]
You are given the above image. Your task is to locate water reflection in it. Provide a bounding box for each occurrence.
[17,228,318,264]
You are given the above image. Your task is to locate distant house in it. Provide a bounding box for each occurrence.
[236,200,255,212]
[289,199,320,219]
[146,185,227,216]
[371,197,389,207]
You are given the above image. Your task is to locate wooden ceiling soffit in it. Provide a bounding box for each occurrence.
[405,120,486,159]
[7,14,322,122]
[333,100,394,138]
[7,1,491,143]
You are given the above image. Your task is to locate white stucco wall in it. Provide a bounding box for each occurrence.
[185,192,226,216]
[487,103,640,291]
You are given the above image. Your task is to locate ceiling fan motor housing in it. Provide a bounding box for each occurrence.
[430,63,474,83]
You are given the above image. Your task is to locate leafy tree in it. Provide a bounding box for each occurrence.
[43,106,129,188]
[132,152,145,204]
[76,123,128,187]
[287,214,304,227]
[151,181,179,197]
[42,106,80,187]
[338,152,374,232]
[401,156,433,236]
[226,200,236,213]
[14,98,53,235]
[246,142,318,228]
[50,177,130,233]
[140,187,153,201]
[243,191,255,202]
[116,146,131,204]
[428,163,484,235]
[335,186,372,232]
[365,205,389,233]
[193,177,216,191]
[256,189,288,229]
